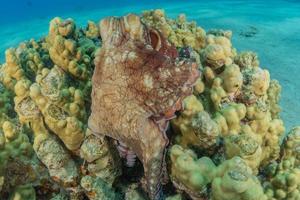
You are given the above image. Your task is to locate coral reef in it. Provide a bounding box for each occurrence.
[0,9,299,200]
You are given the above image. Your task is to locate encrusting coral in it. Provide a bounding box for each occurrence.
[0,8,299,200]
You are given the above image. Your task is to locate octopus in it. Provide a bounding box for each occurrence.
[88,14,199,200]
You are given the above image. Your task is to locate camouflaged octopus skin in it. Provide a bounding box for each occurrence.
[88,14,199,200]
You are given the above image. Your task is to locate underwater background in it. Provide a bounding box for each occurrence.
[0,1,300,199]
[0,0,299,130]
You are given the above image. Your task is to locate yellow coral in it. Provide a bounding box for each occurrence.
[170,146,267,200]
[142,9,206,51]
[241,67,270,104]
[214,103,246,136]
[0,48,25,90]
[169,145,216,199]
[267,80,282,119]
[47,17,94,80]
[220,64,243,94]
[85,21,100,39]
[29,73,85,151]
[202,44,227,69]
[12,67,85,151]
[212,157,267,200]
[224,134,262,173]
[234,51,259,69]
[244,99,285,165]
[210,77,228,109]
[202,34,235,69]
[172,95,219,150]
[0,119,47,199]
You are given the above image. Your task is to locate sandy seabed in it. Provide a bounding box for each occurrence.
[0,0,299,131]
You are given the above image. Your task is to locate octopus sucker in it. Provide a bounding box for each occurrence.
[89,14,199,200]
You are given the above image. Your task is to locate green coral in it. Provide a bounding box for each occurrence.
[263,157,300,200]
[80,176,118,200]
[9,185,36,200]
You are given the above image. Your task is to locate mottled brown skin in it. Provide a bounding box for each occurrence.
[88,14,199,200]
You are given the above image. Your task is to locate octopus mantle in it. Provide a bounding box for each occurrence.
[88,14,199,200]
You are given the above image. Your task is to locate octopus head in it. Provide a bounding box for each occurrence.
[99,14,174,55]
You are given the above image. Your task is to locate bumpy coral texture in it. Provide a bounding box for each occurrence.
[0,17,120,200]
[0,9,299,200]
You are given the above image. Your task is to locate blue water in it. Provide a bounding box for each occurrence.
[0,0,300,130]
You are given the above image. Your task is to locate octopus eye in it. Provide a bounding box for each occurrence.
[149,29,161,51]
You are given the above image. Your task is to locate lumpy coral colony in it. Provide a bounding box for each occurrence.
[0,9,299,200]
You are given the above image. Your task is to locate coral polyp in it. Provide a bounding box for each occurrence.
[0,9,299,200]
